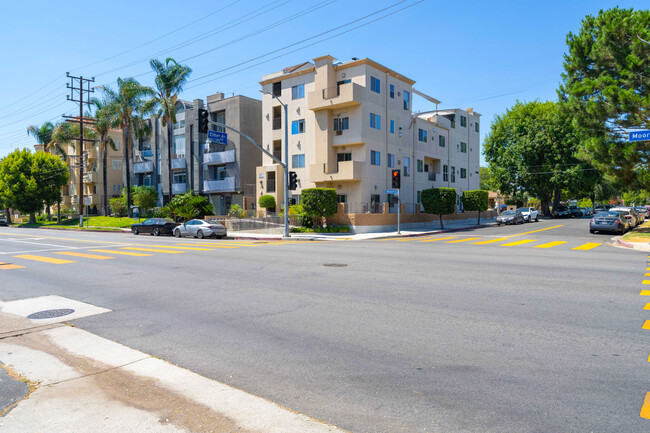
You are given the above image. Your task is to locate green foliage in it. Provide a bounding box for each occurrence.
[462,190,489,224]
[228,204,245,218]
[109,196,127,217]
[300,188,338,227]
[527,197,541,208]
[280,204,312,228]
[421,188,457,229]
[577,198,592,208]
[560,8,650,189]
[132,185,158,213]
[479,167,495,191]
[160,191,213,221]
[258,194,276,210]
[622,191,649,206]
[291,225,351,233]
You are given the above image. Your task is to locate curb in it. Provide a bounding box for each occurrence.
[9,225,131,234]
[615,237,650,252]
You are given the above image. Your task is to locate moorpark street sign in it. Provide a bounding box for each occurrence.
[629,130,650,142]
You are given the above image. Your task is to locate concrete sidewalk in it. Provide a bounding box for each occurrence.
[0,296,346,433]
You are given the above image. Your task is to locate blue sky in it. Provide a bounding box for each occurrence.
[0,0,643,164]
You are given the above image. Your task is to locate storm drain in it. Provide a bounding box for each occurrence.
[27,309,75,320]
[323,263,348,267]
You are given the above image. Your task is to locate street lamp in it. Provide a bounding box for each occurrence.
[260,89,290,238]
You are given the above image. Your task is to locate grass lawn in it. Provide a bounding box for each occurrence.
[622,221,650,243]
[18,216,139,229]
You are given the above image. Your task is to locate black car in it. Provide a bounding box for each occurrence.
[553,206,570,218]
[131,218,178,236]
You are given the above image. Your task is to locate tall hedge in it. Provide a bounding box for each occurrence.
[421,187,457,229]
[301,188,337,227]
[462,190,489,224]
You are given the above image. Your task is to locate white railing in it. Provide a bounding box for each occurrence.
[203,150,236,165]
[203,177,235,193]
[133,161,154,173]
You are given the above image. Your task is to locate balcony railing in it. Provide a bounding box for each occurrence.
[203,177,235,193]
[172,183,187,194]
[428,172,436,182]
[133,161,154,174]
[83,171,98,183]
[203,149,235,165]
[272,117,282,130]
[171,157,186,170]
[310,160,362,182]
[308,82,362,111]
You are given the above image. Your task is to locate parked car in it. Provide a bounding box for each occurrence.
[610,207,641,227]
[568,205,580,217]
[594,206,607,214]
[0,213,7,226]
[173,219,227,239]
[635,207,649,221]
[553,205,570,218]
[131,218,178,236]
[590,211,630,234]
[497,209,525,225]
[517,207,539,222]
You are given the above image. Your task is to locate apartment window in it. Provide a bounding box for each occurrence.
[337,194,347,208]
[173,170,187,184]
[143,174,152,186]
[403,90,410,110]
[272,140,282,160]
[369,113,381,130]
[291,84,304,100]
[460,142,467,153]
[333,117,349,131]
[370,194,381,207]
[291,119,305,134]
[112,160,122,170]
[418,128,427,142]
[173,119,185,130]
[387,153,395,168]
[370,76,381,93]
[213,165,227,180]
[439,136,446,147]
[451,166,456,183]
[475,122,479,133]
[272,106,282,130]
[267,171,276,193]
[403,156,410,176]
[371,150,381,166]
[389,84,395,99]
[337,152,352,162]
[451,119,456,129]
[417,159,423,172]
[443,165,449,182]
[173,135,185,155]
[390,120,395,134]
[292,154,305,168]
[272,82,281,97]
[417,191,421,204]
[460,168,467,179]
[92,185,97,194]
[212,110,225,133]
[460,115,467,127]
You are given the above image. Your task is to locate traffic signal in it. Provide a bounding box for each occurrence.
[391,169,401,189]
[198,108,209,134]
[288,171,298,190]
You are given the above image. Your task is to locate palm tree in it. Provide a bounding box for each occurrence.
[91,98,119,216]
[150,58,192,204]
[98,78,154,217]
[27,122,55,151]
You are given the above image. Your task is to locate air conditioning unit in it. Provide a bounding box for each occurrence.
[335,130,343,136]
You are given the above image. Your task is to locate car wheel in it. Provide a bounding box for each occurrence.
[152,227,160,236]
[589,229,595,234]
[216,235,224,239]
[133,227,139,235]
[174,229,181,238]
[197,229,204,239]
[535,215,539,222]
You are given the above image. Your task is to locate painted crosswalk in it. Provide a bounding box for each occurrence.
[383,235,604,251]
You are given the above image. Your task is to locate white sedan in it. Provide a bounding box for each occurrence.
[173,219,227,239]
[517,207,539,223]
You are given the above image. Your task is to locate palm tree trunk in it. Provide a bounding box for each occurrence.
[167,122,173,205]
[102,140,108,216]
[123,127,132,218]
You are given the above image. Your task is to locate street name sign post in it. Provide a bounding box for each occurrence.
[629,131,650,142]
[208,130,228,144]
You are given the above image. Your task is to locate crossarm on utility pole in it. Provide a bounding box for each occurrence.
[207,121,286,168]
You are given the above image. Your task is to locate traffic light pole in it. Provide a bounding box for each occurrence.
[206,120,290,238]
[397,189,401,235]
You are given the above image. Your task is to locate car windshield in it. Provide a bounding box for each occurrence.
[595,212,620,218]
[502,210,516,215]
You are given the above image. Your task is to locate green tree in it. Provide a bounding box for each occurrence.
[560,8,650,188]
[479,167,495,191]
[258,195,276,211]
[150,58,192,204]
[462,190,489,224]
[99,78,155,217]
[483,100,596,217]
[91,97,119,216]
[109,196,127,217]
[421,187,457,229]
[300,188,337,227]
[132,185,158,214]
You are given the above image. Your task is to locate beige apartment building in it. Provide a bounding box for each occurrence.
[256,55,481,216]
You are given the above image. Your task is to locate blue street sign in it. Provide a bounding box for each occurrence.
[629,131,650,142]
[385,189,399,195]
[208,130,228,144]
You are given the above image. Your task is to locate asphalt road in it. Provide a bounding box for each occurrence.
[0,218,648,432]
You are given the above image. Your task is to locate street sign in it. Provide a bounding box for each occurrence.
[83,196,91,206]
[208,130,228,144]
[629,131,650,142]
[385,189,399,195]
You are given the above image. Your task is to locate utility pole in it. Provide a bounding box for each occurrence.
[63,73,95,226]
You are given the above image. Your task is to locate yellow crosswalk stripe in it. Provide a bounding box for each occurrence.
[90,249,151,256]
[0,262,25,270]
[419,236,457,243]
[641,290,650,296]
[140,245,216,251]
[643,280,650,285]
[13,254,75,264]
[55,252,114,260]
[572,243,601,251]
[446,237,482,243]
[121,247,183,254]
[643,320,650,330]
[472,237,508,245]
[500,239,536,247]
[176,243,240,249]
[641,392,650,419]
[644,303,650,310]
[397,237,430,242]
[534,241,568,249]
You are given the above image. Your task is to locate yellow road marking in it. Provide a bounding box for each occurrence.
[121,247,183,254]
[645,303,650,310]
[500,239,537,247]
[446,237,482,243]
[13,254,75,264]
[643,281,650,285]
[643,320,650,330]
[506,225,564,238]
[0,262,24,270]
[54,252,114,260]
[90,249,151,256]
[640,392,650,419]
[534,241,568,249]
[572,243,602,251]
[641,290,650,296]
[472,237,509,245]
[419,236,457,243]
[140,245,217,251]
[176,243,240,249]
[397,237,431,242]
[646,273,650,277]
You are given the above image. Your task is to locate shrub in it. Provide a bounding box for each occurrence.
[109,196,127,217]
[301,188,337,227]
[228,204,245,218]
[160,191,213,221]
[132,185,158,214]
[258,195,276,211]
[291,225,350,233]
[462,190,489,224]
[421,187,457,229]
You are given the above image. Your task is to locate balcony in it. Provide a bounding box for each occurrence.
[83,171,98,183]
[171,156,186,170]
[428,172,436,182]
[204,150,235,165]
[308,82,362,111]
[309,160,363,182]
[172,183,187,194]
[272,117,282,130]
[203,177,235,193]
[134,161,154,174]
